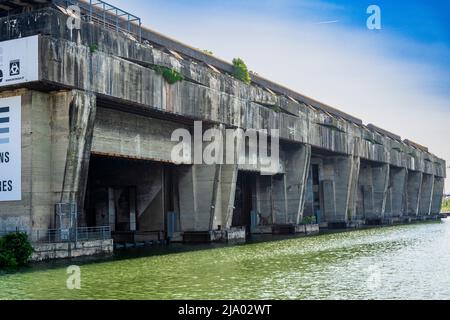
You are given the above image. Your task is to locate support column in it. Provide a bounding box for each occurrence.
[371,163,390,220]
[178,164,218,231]
[389,167,407,218]
[322,155,359,223]
[347,156,361,221]
[285,145,312,224]
[419,174,434,216]
[431,177,445,215]
[178,162,239,232]
[214,164,238,230]
[406,171,423,217]
[51,90,97,227]
[356,163,373,220]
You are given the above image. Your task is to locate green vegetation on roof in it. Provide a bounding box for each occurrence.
[232,58,251,85]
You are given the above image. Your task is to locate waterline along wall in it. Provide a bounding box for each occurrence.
[0,1,446,258]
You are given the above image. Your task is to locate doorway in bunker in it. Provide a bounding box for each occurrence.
[232,171,256,233]
[304,163,322,224]
[84,155,180,243]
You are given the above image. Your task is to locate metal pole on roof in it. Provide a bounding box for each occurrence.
[116,9,119,32]
[89,0,93,23]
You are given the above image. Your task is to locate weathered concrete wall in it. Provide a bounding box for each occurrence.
[92,107,190,163]
[33,31,446,178]
[0,89,94,231]
[31,239,113,262]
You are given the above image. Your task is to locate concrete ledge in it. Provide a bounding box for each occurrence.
[251,226,273,235]
[347,220,365,228]
[365,218,383,226]
[272,224,296,235]
[327,221,348,229]
[295,224,320,234]
[183,228,246,243]
[31,239,113,262]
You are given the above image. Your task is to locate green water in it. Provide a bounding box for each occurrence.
[1,220,450,300]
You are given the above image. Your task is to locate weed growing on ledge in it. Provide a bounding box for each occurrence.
[300,216,317,225]
[89,44,99,53]
[232,58,251,84]
[152,65,184,85]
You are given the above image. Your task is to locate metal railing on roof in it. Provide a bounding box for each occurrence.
[53,0,142,41]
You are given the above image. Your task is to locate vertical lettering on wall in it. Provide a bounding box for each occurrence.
[0,96,21,201]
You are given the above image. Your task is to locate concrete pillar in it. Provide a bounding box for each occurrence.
[418,174,434,216]
[371,163,390,220]
[347,157,361,221]
[406,171,423,217]
[389,167,407,218]
[178,161,239,232]
[322,156,359,223]
[285,144,311,224]
[431,177,444,215]
[213,164,238,229]
[51,90,97,227]
[356,164,372,220]
[178,164,218,231]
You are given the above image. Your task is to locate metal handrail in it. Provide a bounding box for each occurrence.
[53,0,142,41]
[0,226,111,243]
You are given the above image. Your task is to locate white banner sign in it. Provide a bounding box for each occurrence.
[0,36,39,87]
[0,96,21,201]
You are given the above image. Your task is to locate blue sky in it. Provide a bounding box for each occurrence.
[109,0,450,190]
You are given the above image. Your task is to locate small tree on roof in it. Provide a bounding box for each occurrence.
[232,58,251,85]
